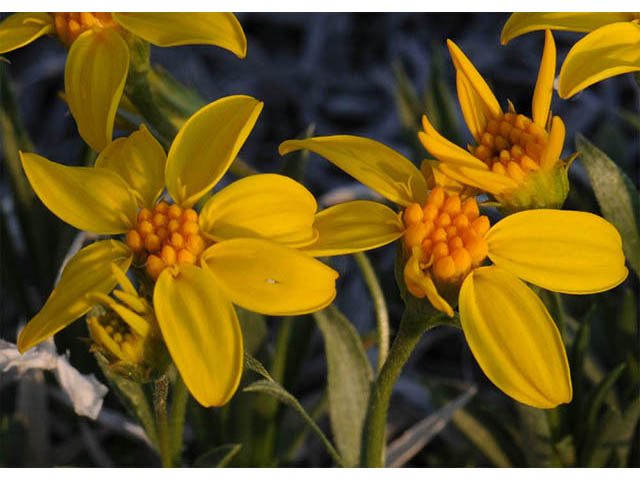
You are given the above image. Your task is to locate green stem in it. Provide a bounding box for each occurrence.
[153,376,173,467]
[228,155,260,178]
[353,252,389,374]
[127,74,178,149]
[360,310,431,467]
[168,373,188,467]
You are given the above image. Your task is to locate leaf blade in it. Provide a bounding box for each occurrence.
[313,306,374,467]
[576,133,640,277]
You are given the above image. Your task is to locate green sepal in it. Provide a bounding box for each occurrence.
[497,155,574,215]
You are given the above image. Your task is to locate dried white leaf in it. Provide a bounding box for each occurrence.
[0,336,108,420]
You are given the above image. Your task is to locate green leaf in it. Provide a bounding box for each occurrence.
[452,408,513,467]
[243,379,344,467]
[386,386,476,467]
[94,352,158,448]
[588,396,640,467]
[576,133,640,277]
[392,60,424,133]
[569,307,593,422]
[244,352,274,383]
[313,306,373,467]
[585,363,626,430]
[193,444,242,467]
[516,404,554,466]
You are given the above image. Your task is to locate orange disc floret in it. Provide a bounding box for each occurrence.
[471,110,550,182]
[402,187,489,284]
[52,12,117,46]
[125,200,210,280]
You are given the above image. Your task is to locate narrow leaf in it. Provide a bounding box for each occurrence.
[194,443,242,467]
[452,408,513,467]
[244,353,274,383]
[576,133,640,277]
[94,352,158,448]
[588,397,640,467]
[386,386,476,467]
[313,306,373,467]
[586,363,626,429]
[243,379,344,467]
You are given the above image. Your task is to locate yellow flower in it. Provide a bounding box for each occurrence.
[17,95,339,407]
[87,264,168,382]
[0,12,247,152]
[280,135,628,408]
[419,32,571,213]
[501,13,640,98]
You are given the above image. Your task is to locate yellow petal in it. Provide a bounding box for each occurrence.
[279,135,427,207]
[420,160,471,197]
[301,200,404,256]
[87,316,126,361]
[402,247,454,317]
[154,265,243,407]
[65,28,129,152]
[199,173,317,247]
[539,116,565,170]
[21,152,137,234]
[0,12,54,54]
[419,115,488,169]
[438,162,518,196]
[165,95,263,208]
[17,240,133,352]
[202,238,338,315]
[112,12,246,58]
[532,30,556,128]
[447,39,502,120]
[558,22,640,98]
[95,125,167,208]
[501,12,637,45]
[456,72,487,142]
[486,209,628,294]
[459,266,572,409]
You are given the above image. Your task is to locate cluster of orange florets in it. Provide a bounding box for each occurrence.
[470,112,549,181]
[125,201,208,280]
[403,187,489,282]
[52,12,117,46]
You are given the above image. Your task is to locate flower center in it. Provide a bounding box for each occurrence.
[469,112,547,182]
[125,201,208,280]
[403,186,489,283]
[52,12,117,46]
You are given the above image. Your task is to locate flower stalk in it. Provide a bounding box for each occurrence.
[360,309,434,467]
[124,37,178,147]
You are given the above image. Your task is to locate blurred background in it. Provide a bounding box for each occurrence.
[1,12,638,467]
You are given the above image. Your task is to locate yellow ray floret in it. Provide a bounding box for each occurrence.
[501,12,640,98]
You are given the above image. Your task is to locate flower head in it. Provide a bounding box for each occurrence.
[0,12,247,151]
[87,264,169,382]
[18,96,339,407]
[419,33,571,213]
[501,13,640,98]
[280,134,628,408]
